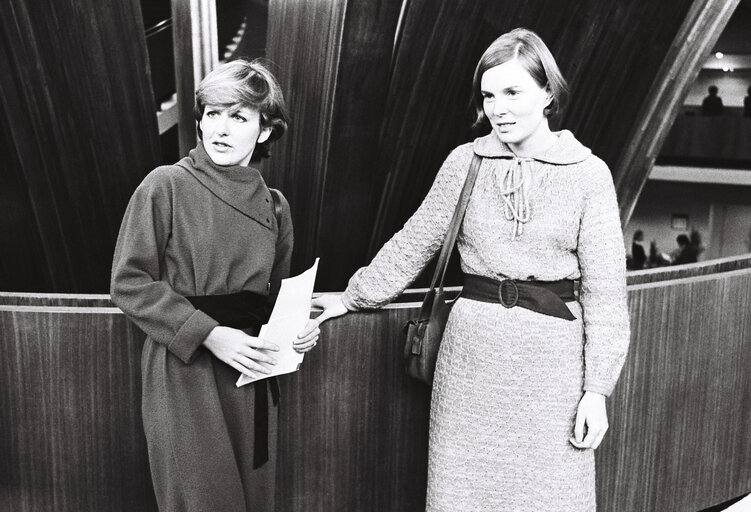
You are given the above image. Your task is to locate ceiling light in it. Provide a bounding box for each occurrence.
[715,52,724,59]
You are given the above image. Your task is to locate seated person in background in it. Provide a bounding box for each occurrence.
[672,234,698,265]
[701,85,724,116]
[629,229,646,270]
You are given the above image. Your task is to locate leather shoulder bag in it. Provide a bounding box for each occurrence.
[403,154,482,385]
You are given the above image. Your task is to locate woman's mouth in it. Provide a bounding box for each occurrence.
[212,141,232,150]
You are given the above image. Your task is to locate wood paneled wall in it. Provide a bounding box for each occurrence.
[2,259,750,511]
[0,306,155,512]
[0,0,160,293]
[597,269,751,511]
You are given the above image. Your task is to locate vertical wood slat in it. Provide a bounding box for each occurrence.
[171,0,219,157]
[263,0,405,288]
[367,0,489,256]
[614,0,741,226]
[0,0,160,292]
[306,0,404,288]
[263,0,351,282]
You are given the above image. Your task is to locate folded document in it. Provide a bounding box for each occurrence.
[236,258,319,387]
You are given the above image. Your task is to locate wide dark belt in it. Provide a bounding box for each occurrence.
[185,290,270,330]
[185,290,280,469]
[461,274,577,321]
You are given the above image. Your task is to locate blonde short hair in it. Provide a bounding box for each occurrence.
[471,28,568,128]
[194,59,288,159]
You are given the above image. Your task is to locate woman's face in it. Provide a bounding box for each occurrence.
[481,59,552,154]
[200,105,271,167]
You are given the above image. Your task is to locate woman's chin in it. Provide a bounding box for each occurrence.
[206,149,250,167]
[492,128,520,145]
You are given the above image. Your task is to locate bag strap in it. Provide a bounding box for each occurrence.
[418,154,482,318]
[269,188,283,230]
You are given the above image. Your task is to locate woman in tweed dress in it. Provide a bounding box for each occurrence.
[305,28,629,511]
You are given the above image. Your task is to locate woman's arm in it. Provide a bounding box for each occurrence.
[110,171,219,364]
[300,147,474,335]
[576,160,630,396]
[569,159,630,449]
[110,172,281,375]
[341,145,473,311]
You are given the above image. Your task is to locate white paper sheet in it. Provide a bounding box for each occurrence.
[236,258,319,387]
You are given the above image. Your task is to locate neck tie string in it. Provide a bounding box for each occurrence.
[497,158,531,240]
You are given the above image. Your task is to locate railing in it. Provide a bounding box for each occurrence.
[658,112,751,167]
[2,255,750,511]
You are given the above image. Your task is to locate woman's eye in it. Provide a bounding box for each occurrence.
[482,94,493,101]
[232,114,247,122]
[206,110,219,118]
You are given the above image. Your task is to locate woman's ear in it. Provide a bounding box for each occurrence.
[257,127,272,144]
[544,85,554,108]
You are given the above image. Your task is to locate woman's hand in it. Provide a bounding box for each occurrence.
[202,326,279,378]
[569,391,609,450]
[310,294,349,324]
[293,319,320,353]
[295,294,349,349]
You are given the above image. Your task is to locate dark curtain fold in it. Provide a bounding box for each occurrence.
[265,0,403,289]
[0,0,160,292]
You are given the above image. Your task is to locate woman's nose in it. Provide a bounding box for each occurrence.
[493,99,508,116]
[216,114,229,134]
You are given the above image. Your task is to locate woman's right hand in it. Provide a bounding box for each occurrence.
[311,294,349,324]
[296,294,349,341]
[202,326,279,378]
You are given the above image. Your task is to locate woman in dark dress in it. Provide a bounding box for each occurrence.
[111,59,319,511]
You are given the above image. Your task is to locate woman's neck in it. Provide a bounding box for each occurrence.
[508,121,557,158]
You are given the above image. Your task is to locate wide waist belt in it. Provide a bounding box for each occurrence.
[185,290,269,330]
[461,274,577,321]
[185,290,280,469]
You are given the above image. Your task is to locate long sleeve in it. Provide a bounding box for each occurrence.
[576,161,630,396]
[342,146,471,310]
[110,171,218,364]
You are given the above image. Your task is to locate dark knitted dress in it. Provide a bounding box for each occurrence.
[111,142,293,511]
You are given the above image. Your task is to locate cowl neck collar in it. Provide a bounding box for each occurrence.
[176,142,273,230]
[472,129,591,164]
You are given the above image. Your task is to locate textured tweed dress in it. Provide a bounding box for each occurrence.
[341,130,630,511]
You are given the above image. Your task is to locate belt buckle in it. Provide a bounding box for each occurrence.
[498,279,519,308]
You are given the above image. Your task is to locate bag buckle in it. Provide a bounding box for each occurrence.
[411,321,428,354]
[498,279,519,308]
